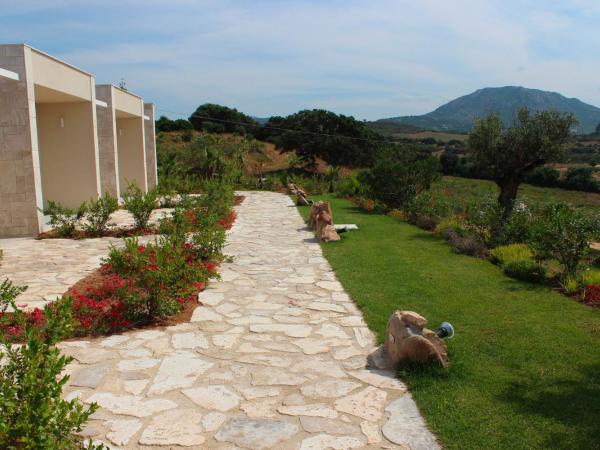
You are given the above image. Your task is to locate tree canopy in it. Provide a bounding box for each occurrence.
[257,109,383,167]
[359,145,440,209]
[469,107,576,218]
[188,104,258,135]
[155,116,193,132]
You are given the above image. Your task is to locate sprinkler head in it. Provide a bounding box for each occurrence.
[436,322,454,339]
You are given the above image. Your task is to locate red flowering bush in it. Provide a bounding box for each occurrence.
[218,210,237,230]
[583,285,600,306]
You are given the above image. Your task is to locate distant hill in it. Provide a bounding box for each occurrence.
[380,86,600,134]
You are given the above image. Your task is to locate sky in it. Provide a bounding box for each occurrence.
[1,0,599,120]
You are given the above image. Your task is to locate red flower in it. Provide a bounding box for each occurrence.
[30,308,44,324]
[137,245,146,253]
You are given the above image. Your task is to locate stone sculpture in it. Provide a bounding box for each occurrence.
[384,311,448,367]
[309,201,340,242]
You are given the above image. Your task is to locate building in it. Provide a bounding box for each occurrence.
[0,44,156,237]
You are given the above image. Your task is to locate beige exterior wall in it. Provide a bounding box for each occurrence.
[144,103,157,189]
[30,50,92,101]
[36,101,99,207]
[0,44,156,236]
[95,85,120,197]
[117,116,147,192]
[0,45,42,237]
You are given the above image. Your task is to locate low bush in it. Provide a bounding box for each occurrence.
[435,215,464,236]
[198,179,235,218]
[122,183,158,229]
[444,231,488,258]
[561,275,581,295]
[335,175,363,198]
[83,193,119,236]
[489,243,534,265]
[40,200,86,238]
[583,284,600,306]
[490,244,545,283]
[0,282,100,449]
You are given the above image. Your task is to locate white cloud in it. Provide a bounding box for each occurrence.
[1,0,599,119]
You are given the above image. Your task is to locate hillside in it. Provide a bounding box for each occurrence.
[381,86,600,134]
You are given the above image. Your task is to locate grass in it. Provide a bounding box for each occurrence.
[439,176,600,215]
[299,196,600,450]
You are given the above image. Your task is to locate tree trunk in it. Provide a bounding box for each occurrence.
[498,179,520,222]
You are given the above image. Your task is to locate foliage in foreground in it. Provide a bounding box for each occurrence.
[122,183,158,230]
[0,282,99,450]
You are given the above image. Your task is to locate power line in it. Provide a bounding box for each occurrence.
[155,107,399,145]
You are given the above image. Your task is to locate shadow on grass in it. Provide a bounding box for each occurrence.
[498,363,600,449]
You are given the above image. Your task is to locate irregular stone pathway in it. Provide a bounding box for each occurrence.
[58,191,440,449]
[0,209,170,310]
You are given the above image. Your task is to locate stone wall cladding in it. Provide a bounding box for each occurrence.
[0,45,39,237]
[96,85,119,197]
[144,103,157,189]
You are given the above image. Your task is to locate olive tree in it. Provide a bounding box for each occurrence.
[469,107,576,220]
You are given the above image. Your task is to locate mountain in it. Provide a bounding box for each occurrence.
[380,86,600,134]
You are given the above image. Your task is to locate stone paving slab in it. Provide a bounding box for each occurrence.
[0,209,170,310]
[56,191,440,449]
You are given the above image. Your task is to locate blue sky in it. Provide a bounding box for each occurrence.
[1,0,599,120]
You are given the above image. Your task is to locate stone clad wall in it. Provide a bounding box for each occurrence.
[144,103,157,190]
[96,85,120,197]
[0,45,40,237]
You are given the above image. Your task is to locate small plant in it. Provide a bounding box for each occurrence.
[122,183,158,230]
[561,275,581,295]
[40,200,86,238]
[530,203,598,278]
[435,215,464,237]
[490,243,534,265]
[198,179,235,218]
[0,282,100,449]
[583,284,600,306]
[83,193,119,236]
[445,231,488,258]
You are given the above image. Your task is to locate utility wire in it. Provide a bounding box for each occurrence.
[155,107,400,145]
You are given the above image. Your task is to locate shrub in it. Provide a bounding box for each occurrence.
[561,275,581,295]
[435,215,464,236]
[525,166,561,188]
[198,179,235,218]
[122,183,158,229]
[445,231,488,258]
[40,200,86,238]
[490,243,534,266]
[83,193,119,236]
[562,167,599,193]
[529,203,598,278]
[0,286,99,449]
[491,244,545,283]
[406,190,453,228]
[335,175,363,198]
[583,285,600,305]
[359,145,440,209]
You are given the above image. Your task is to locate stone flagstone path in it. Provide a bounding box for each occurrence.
[57,191,440,449]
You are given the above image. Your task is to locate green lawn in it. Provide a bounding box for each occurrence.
[438,176,600,215]
[299,196,600,450]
